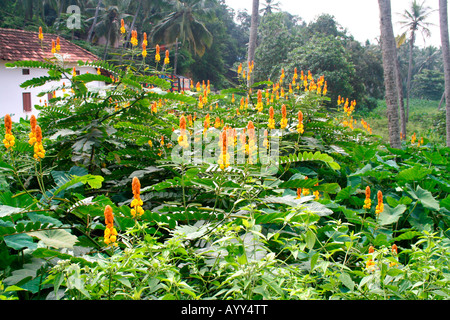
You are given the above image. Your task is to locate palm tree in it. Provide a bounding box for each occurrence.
[439,0,450,147]
[398,0,435,121]
[378,0,401,148]
[151,0,213,57]
[87,0,103,43]
[247,0,259,86]
[260,0,280,16]
[86,4,129,59]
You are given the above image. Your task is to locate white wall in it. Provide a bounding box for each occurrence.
[0,60,100,122]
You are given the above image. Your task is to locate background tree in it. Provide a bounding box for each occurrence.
[378,0,401,148]
[398,0,435,121]
[151,0,213,57]
[260,0,280,16]
[247,0,259,86]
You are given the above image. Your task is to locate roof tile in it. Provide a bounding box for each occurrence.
[0,28,98,63]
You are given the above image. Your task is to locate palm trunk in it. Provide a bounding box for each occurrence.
[406,31,415,122]
[103,28,111,60]
[378,0,401,149]
[247,0,259,87]
[439,0,450,147]
[87,0,102,44]
[395,54,407,139]
[126,0,143,46]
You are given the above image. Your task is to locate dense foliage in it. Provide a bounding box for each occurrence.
[0,40,449,300]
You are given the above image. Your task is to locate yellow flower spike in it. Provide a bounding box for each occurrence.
[218,130,230,170]
[131,30,138,46]
[164,50,170,65]
[363,186,371,209]
[155,44,161,63]
[280,104,288,129]
[297,110,304,134]
[3,114,15,149]
[51,39,56,54]
[120,19,126,34]
[38,27,44,41]
[104,205,118,247]
[56,36,61,52]
[131,177,144,218]
[268,106,275,130]
[28,115,37,146]
[256,89,263,113]
[375,190,384,215]
[142,42,147,58]
[33,125,45,160]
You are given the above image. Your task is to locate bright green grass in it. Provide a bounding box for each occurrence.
[359,99,446,145]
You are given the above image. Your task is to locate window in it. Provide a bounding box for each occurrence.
[23,92,32,112]
[48,92,54,101]
[76,70,80,75]
[22,69,30,75]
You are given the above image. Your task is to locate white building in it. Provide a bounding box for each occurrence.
[0,28,99,121]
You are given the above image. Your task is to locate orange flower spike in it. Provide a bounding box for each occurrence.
[38,27,44,41]
[164,50,170,65]
[392,244,398,255]
[51,39,56,54]
[4,114,12,135]
[56,36,61,52]
[120,19,126,34]
[363,186,371,209]
[280,104,288,129]
[104,205,114,227]
[296,188,302,199]
[28,115,37,145]
[297,110,304,134]
[368,245,375,254]
[180,115,186,132]
[155,44,161,63]
[375,190,384,215]
[3,114,15,149]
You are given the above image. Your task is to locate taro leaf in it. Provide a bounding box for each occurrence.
[4,234,37,251]
[27,229,78,249]
[3,258,44,287]
[0,205,25,218]
[397,165,430,182]
[377,204,407,226]
[408,186,440,211]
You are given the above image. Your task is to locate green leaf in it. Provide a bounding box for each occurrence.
[305,229,316,250]
[27,229,78,249]
[4,234,37,251]
[32,248,73,260]
[408,186,440,211]
[378,204,407,226]
[397,165,430,182]
[0,205,24,218]
[339,272,355,291]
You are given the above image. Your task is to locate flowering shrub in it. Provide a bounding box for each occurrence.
[0,30,449,300]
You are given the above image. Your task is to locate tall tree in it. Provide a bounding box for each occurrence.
[399,0,435,121]
[260,0,280,16]
[439,0,450,147]
[87,0,103,44]
[378,0,401,148]
[247,0,259,86]
[151,0,213,57]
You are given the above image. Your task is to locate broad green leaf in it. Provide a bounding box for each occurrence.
[378,204,407,226]
[0,205,24,218]
[397,165,430,182]
[408,186,440,211]
[4,234,37,251]
[27,229,78,249]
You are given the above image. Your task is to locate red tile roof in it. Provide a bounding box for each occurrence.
[0,28,98,63]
